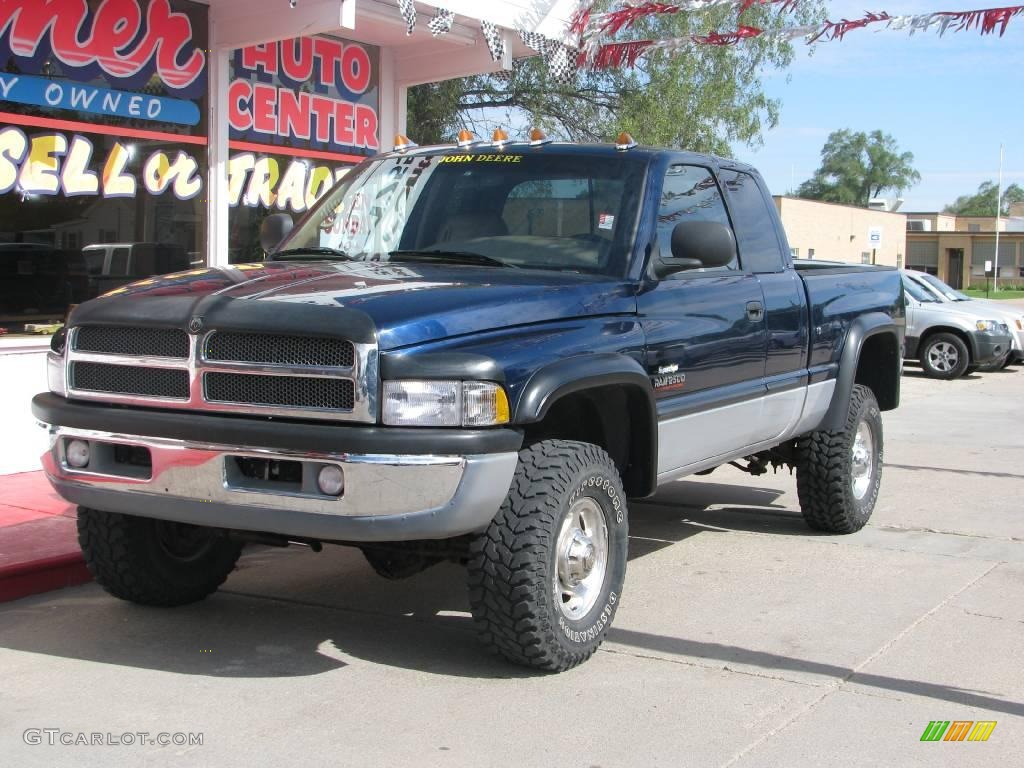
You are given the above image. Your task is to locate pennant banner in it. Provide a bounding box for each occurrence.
[580,4,1024,69]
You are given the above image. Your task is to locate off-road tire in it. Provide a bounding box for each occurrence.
[796,384,883,534]
[919,332,970,379]
[467,440,628,672]
[77,507,243,606]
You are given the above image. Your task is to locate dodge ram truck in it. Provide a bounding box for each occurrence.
[33,132,905,672]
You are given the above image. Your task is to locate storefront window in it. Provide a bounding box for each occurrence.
[0,0,208,330]
[226,35,380,263]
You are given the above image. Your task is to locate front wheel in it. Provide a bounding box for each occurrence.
[796,384,883,534]
[919,332,969,379]
[467,440,628,671]
[77,507,242,606]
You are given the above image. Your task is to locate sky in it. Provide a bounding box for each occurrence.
[730,0,1024,212]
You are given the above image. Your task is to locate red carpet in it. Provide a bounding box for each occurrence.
[0,471,91,602]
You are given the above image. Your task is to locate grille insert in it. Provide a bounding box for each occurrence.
[205,373,355,411]
[204,333,354,368]
[72,362,190,399]
[75,326,189,359]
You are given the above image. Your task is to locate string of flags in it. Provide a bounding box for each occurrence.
[394,1,579,83]
[392,1,1024,79]
[574,2,1024,69]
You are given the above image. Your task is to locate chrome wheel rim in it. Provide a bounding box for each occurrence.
[555,496,609,621]
[928,341,959,372]
[851,419,875,500]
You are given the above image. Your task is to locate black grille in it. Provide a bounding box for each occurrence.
[204,332,354,368]
[205,373,354,410]
[75,326,189,359]
[72,362,189,399]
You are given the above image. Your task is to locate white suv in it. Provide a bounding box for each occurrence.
[904,270,1024,369]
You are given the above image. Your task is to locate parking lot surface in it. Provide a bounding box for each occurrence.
[1,365,1021,767]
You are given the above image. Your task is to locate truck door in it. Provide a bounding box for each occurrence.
[719,168,810,443]
[638,163,768,476]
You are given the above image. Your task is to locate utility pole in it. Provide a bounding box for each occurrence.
[994,144,1004,293]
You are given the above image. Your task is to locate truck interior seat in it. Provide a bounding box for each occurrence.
[437,213,508,243]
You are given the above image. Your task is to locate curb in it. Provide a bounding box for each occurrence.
[0,552,92,603]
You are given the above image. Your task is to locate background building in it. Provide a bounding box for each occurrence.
[773,196,906,267]
[904,212,1024,288]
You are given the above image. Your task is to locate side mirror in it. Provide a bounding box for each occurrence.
[259,213,294,254]
[654,220,737,278]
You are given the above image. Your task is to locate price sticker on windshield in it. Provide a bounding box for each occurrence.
[598,213,615,230]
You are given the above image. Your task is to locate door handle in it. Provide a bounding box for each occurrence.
[746,301,764,321]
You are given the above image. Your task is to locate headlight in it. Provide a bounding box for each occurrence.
[382,380,509,427]
[976,320,1000,332]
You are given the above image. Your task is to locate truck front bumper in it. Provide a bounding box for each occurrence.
[32,394,521,543]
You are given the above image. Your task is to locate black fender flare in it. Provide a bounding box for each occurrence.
[514,353,658,497]
[819,312,901,432]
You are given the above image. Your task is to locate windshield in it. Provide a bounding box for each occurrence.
[903,276,941,303]
[276,151,645,277]
[912,271,970,301]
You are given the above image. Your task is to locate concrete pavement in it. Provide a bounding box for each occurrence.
[0,367,1021,767]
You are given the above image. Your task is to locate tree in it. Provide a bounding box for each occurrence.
[407,2,826,154]
[944,181,1024,217]
[796,130,920,207]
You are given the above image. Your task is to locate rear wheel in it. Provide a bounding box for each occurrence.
[919,333,969,379]
[796,385,883,534]
[467,440,628,671]
[77,507,242,606]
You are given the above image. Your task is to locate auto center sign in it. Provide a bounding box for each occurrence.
[230,36,380,155]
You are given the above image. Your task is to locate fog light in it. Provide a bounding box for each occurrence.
[317,464,345,496]
[66,439,90,469]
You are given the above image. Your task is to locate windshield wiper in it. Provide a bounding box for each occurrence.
[272,246,353,261]
[389,249,516,268]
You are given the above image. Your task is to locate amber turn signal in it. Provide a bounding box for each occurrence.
[615,132,637,150]
[393,133,416,152]
[528,127,552,146]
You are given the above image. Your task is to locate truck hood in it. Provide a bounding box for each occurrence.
[84,261,637,349]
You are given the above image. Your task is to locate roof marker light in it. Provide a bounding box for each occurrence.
[491,127,510,147]
[616,132,637,151]
[393,134,417,152]
[457,129,480,148]
[529,127,552,146]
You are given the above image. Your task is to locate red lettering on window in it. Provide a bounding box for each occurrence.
[228,80,252,131]
[312,37,343,89]
[251,84,277,134]
[341,44,370,94]
[354,105,378,150]
[278,89,310,141]
[333,102,354,146]
[280,37,313,83]
[0,0,205,90]
[241,42,278,76]
[308,96,334,143]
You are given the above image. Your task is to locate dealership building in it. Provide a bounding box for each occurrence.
[0,0,576,328]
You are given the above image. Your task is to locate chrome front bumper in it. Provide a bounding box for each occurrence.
[42,426,518,542]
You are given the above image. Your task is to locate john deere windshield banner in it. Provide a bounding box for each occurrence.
[0,0,208,132]
[229,35,380,156]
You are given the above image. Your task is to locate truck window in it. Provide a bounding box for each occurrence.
[83,249,105,276]
[108,247,130,276]
[720,170,785,273]
[656,165,735,270]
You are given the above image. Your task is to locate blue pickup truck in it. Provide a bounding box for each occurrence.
[33,136,905,671]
